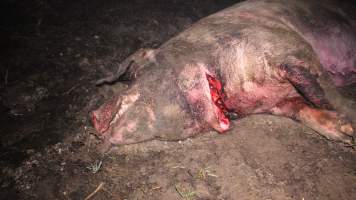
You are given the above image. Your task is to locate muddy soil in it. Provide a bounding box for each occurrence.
[0,0,355,199]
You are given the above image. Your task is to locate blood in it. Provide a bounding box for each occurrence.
[91,99,117,134]
[206,73,230,130]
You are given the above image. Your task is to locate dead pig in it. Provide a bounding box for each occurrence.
[92,0,356,145]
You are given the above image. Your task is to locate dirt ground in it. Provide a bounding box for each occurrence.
[1,0,356,199]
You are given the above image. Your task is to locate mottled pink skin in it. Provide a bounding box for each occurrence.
[92,0,355,146]
[283,7,356,86]
[309,37,356,86]
[231,0,356,86]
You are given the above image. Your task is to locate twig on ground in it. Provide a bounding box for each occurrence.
[4,68,8,87]
[63,83,81,95]
[87,160,102,173]
[152,186,161,190]
[197,167,218,179]
[84,182,105,200]
[171,165,186,169]
[344,143,356,149]
[175,184,196,200]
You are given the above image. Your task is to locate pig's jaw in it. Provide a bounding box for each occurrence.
[206,73,230,132]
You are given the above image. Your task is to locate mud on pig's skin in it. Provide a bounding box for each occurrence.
[92,0,356,146]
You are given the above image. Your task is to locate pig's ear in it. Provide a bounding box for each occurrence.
[119,48,157,81]
[96,48,156,85]
[95,61,133,86]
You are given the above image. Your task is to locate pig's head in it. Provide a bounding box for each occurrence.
[91,63,231,145]
[91,85,197,145]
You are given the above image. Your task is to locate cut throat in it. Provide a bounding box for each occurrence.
[206,73,230,132]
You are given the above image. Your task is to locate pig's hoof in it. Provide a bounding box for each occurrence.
[340,124,354,136]
[319,119,354,144]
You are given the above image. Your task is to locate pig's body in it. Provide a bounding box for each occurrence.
[92,0,356,145]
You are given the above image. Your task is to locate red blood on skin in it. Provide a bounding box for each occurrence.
[206,73,230,132]
[91,97,118,134]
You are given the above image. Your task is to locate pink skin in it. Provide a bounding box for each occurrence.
[232,0,356,86]
[286,20,356,86]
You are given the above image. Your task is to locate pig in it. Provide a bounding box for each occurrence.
[92,0,356,146]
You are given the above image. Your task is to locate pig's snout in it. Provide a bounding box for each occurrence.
[91,97,119,134]
[91,89,140,138]
[92,110,107,134]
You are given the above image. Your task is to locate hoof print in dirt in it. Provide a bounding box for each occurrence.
[92,0,356,146]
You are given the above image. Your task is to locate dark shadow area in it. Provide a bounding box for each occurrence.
[0,0,239,199]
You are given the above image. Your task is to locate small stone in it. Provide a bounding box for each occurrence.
[79,58,90,66]
[26,149,35,154]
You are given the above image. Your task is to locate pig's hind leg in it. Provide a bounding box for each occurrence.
[271,65,354,144]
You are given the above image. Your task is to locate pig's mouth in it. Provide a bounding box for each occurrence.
[206,73,230,131]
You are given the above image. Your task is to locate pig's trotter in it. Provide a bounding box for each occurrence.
[271,97,354,144]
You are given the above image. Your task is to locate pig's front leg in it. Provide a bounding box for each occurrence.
[274,64,354,143]
[279,64,332,109]
[271,97,354,144]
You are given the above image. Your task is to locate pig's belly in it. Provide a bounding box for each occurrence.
[224,82,298,115]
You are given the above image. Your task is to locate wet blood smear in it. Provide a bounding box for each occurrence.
[206,73,230,131]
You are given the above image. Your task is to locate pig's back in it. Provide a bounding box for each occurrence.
[159,0,318,84]
[161,0,356,86]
